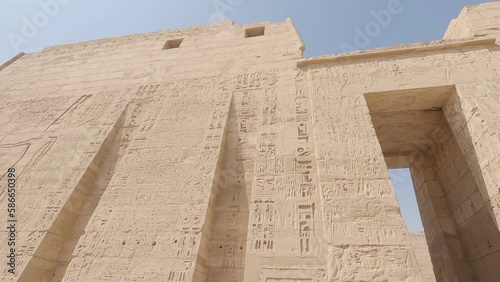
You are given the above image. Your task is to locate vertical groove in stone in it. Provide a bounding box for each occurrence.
[17,105,129,282]
[204,96,251,282]
[191,92,235,281]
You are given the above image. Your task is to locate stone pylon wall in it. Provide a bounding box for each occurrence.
[0,2,500,282]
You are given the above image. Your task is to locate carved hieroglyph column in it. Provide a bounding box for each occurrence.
[232,70,329,281]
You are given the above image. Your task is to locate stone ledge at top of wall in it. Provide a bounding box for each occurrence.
[0,52,25,72]
[240,21,272,28]
[40,20,237,53]
[297,37,496,67]
[37,20,290,56]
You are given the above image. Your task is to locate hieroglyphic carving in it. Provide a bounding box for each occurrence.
[207,82,267,280]
[40,22,229,56]
[290,71,323,259]
[323,200,408,245]
[0,94,94,179]
[327,245,420,281]
[319,157,386,179]
[167,261,193,282]
[248,84,280,256]
[251,178,275,254]
[274,175,316,200]
[259,265,327,282]
[298,203,316,256]
[12,11,500,281]
[321,180,395,200]
[199,92,231,163]
[219,72,278,92]
[247,74,323,259]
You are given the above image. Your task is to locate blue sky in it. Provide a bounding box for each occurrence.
[390,168,423,231]
[2,0,493,231]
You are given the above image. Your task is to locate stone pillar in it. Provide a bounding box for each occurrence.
[444,85,500,229]
[409,159,474,282]
[442,85,500,280]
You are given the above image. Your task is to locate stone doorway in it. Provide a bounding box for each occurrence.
[365,86,500,282]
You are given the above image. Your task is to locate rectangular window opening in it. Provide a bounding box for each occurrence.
[163,38,183,50]
[245,26,265,38]
[389,168,423,232]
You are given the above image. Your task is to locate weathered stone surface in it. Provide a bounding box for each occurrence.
[410,232,436,282]
[1,2,500,282]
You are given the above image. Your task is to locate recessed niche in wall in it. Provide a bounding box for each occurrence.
[245,26,265,38]
[163,38,183,50]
